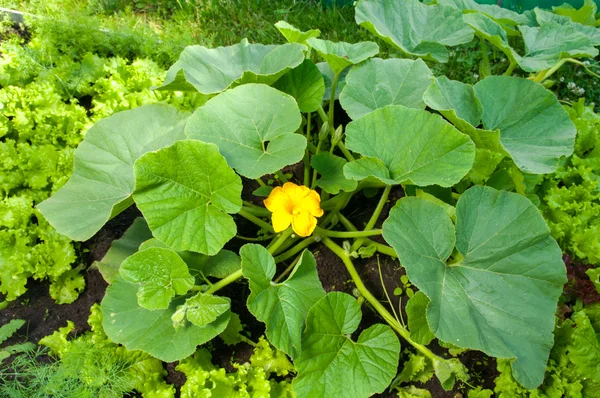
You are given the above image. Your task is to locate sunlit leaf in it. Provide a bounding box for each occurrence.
[306,38,379,75]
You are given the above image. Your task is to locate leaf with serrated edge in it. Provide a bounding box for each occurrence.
[102,276,229,362]
[343,105,475,187]
[37,104,188,241]
[311,153,358,194]
[355,0,473,62]
[172,292,230,328]
[474,76,576,174]
[275,21,320,44]
[241,244,325,359]
[382,186,566,389]
[186,84,304,179]
[133,140,242,255]
[293,292,400,398]
[120,247,194,310]
[306,38,379,75]
[157,39,306,94]
[340,58,433,120]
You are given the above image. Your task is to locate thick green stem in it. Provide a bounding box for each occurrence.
[328,73,341,130]
[503,60,516,76]
[0,300,8,311]
[238,208,274,232]
[276,170,288,183]
[274,237,316,263]
[266,227,294,254]
[255,178,266,187]
[304,112,312,187]
[315,226,382,238]
[534,58,568,83]
[365,239,398,258]
[240,204,270,217]
[337,141,355,161]
[321,237,439,362]
[205,269,243,295]
[479,36,491,77]
[350,185,391,252]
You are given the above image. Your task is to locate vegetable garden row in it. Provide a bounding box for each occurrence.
[1,0,600,396]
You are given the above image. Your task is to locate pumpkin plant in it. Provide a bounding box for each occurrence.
[38,0,595,394]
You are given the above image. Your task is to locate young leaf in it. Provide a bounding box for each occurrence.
[186,84,304,179]
[438,0,530,26]
[355,0,474,62]
[406,292,435,346]
[219,312,245,346]
[93,217,153,284]
[343,105,475,187]
[157,39,305,94]
[273,59,325,113]
[133,140,242,255]
[293,292,400,398]
[120,247,194,310]
[275,21,320,44]
[306,38,379,75]
[382,186,566,389]
[534,8,600,45]
[172,292,231,328]
[102,276,230,362]
[37,104,188,241]
[339,58,433,120]
[474,77,576,174]
[241,244,325,359]
[311,152,358,194]
[0,319,25,345]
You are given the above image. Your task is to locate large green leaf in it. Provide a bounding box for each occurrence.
[171,292,231,328]
[553,0,598,26]
[93,217,153,284]
[275,21,320,44]
[438,0,529,25]
[517,24,598,72]
[273,59,325,113]
[293,292,400,398]
[355,0,474,62]
[534,8,600,46]
[311,152,358,194]
[157,39,306,94]
[102,276,229,362]
[120,247,194,310]
[241,244,325,359]
[343,105,475,187]
[306,38,379,75]
[133,140,242,255]
[473,76,576,174]
[463,13,519,66]
[382,186,566,389]
[37,104,188,241]
[339,58,433,120]
[186,84,304,179]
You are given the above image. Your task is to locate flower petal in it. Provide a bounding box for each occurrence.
[264,186,290,214]
[272,211,292,233]
[282,182,311,202]
[300,190,324,217]
[292,212,317,237]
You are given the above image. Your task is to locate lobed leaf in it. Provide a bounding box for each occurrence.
[133,140,242,255]
[274,59,325,113]
[306,38,379,75]
[172,292,231,328]
[275,21,320,44]
[293,292,400,398]
[311,152,358,194]
[241,244,325,359]
[37,104,188,241]
[382,186,566,389]
[186,84,304,179]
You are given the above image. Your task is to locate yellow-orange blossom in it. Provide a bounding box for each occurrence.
[263,182,324,237]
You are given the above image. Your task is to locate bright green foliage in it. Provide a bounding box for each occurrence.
[339,58,433,120]
[438,0,529,25]
[158,39,305,94]
[553,0,598,25]
[0,319,35,361]
[534,8,600,46]
[186,84,304,179]
[536,100,600,264]
[11,304,175,398]
[423,76,483,131]
[241,244,325,359]
[474,76,577,174]
[102,276,230,362]
[390,351,435,390]
[133,140,242,255]
[406,292,435,346]
[306,38,379,75]
[344,105,475,187]
[219,312,245,346]
[176,337,294,398]
[120,247,195,310]
[93,218,153,284]
[172,292,231,328]
[275,21,320,45]
[355,0,474,62]
[397,386,433,398]
[293,292,400,398]
[317,62,348,100]
[37,104,189,242]
[274,59,325,113]
[311,153,358,194]
[383,186,566,389]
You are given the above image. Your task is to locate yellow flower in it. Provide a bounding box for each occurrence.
[264,182,324,237]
